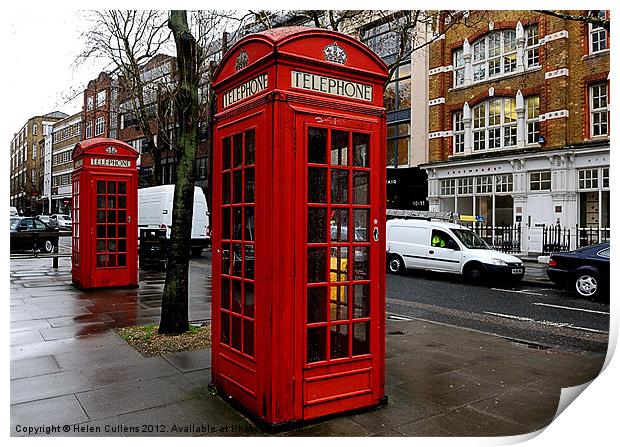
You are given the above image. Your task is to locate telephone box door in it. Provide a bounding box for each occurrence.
[90,173,137,287]
[294,111,385,419]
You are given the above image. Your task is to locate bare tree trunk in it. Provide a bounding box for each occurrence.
[159,10,199,334]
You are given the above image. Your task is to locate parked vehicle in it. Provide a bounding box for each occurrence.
[547,243,610,301]
[36,215,59,229]
[51,214,72,230]
[10,206,19,217]
[138,185,210,256]
[10,217,59,253]
[386,218,525,283]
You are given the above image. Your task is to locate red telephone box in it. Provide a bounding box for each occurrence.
[211,27,388,426]
[71,138,139,289]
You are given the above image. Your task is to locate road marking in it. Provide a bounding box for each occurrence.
[484,311,608,334]
[491,288,543,296]
[533,302,610,315]
[386,314,413,321]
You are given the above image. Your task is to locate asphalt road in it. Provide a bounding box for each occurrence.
[386,270,609,353]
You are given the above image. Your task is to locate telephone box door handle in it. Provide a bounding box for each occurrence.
[373,227,379,242]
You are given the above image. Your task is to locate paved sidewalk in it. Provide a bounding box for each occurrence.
[10,258,605,437]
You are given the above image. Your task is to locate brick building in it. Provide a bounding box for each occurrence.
[424,10,610,253]
[48,112,82,214]
[10,111,67,215]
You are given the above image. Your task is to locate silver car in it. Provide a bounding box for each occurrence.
[51,214,72,231]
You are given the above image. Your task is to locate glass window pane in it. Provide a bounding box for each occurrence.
[118,210,126,223]
[222,172,231,204]
[118,182,126,194]
[107,240,116,252]
[118,239,126,252]
[308,207,327,243]
[331,169,349,204]
[353,171,369,204]
[107,225,116,238]
[353,285,370,318]
[243,320,254,357]
[107,254,116,267]
[96,254,107,267]
[221,277,230,310]
[118,254,126,267]
[244,168,255,202]
[330,208,348,242]
[330,324,349,359]
[231,315,242,350]
[244,207,254,241]
[231,279,242,313]
[245,129,255,165]
[222,137,231,170]
[107,196,116,209]
[308,247,327,283]
[397,138,409,165]
[244,244,254,279]
[244,282,254,317]
[233,171,242,204]
[97,181,105,194]
[307,327,327,363]
[118,196,126,209]
[308,127,327,164]
[308,168,327,203]
[330,130,348,166]
[97,210,105,223]
[96,240,105,252]
[107,181,116,194]
[222,208,230,240]
[353,209,369,242]
[97,195,105,208]
[118,225,126,238]
[221,244,231,275]
[353,247,369,280]
[233,133,243,167]
[307,287,327,323]
[220,312,230,344]
[107,210,116,223]
[97,225,106,238]
[330,285,348,321]
[232,244,242,276]
[352,322,370,355]
[330,247,348,282]
[232,207,242,240]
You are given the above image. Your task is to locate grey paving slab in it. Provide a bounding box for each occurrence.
[11,355,61,380]
[10,329,45,346]
[75,376,190,421]
[10,318,53,333]
[163,348,212,372]
[279,417,372,437]
[11,395,90,435]
[11,339,74,362]
[46,313,116,328]
[11,370,93,405]
[39,322,110,341]
[54,344,144,371]
[78,356,180,388]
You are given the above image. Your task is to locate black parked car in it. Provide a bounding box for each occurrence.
[10,217,59,253]
[547,243,610,301]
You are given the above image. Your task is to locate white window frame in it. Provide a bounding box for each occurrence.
[471,29,517,83]
[589,11,608,54]
[87,96,94,111]
[95,116,105,136]
[96,90,107,108]
[578,168,599,190]
[495,174,513,193]
[85,122,92,139]
[457,177,474,195]
[589,83,609,137]
[440,179,456,196]
[602,167,609,188]
[472,98,517,152]
[526,96,540,145]
[453,111,465,154]
[529,171,551,191]
[32,143,37,160]
[476,176,493,194]
[32,123,38,136]
[453,48,465,87]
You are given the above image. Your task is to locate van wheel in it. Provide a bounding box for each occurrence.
[191,247,203,257]
[464,263,486,285]
[42,239,54,253]
[387,255,405,274]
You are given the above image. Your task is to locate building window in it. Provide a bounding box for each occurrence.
[473,30,517,83]
[476,176,493,194]
[589,11,608,54]
[87,96,94,111]
[602,167,609,188]
[453,48,465,87]
[525,25,540,67]
[453,111,465,154]
[387,122,410,167]
[95,116,105,136]
[32,123,38,136]
[590,83,609,137]
[129,138,148,153]
[32,143,37,160]
[526,96,540,144]
[196,157,208,179]
[85,121,92,139]
[495,174,513,193]
[472,98,517,151]
[440,179,456,196]
[96,90,106,108]
[579,169,599,190]
[458,177,474,195]
[120,112,139,129]
[529,171,551,191]
[384,61,411,112]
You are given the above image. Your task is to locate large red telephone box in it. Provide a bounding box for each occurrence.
[211,27,388,426]
[71,138,139,289]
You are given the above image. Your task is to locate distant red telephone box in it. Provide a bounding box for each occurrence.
[71,138,139,289]
[211,27,388,425]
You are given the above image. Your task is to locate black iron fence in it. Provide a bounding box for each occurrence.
[542,225,610,254]
[467,223,522,253]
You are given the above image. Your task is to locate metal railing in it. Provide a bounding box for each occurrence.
[468,223,522,253]
[541,225,610,254]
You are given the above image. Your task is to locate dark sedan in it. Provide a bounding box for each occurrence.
[10,217,59,253]
[547,243,610,301]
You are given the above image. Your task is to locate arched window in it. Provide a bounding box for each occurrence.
[472,98,517,151]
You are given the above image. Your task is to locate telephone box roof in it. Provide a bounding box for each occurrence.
[73,138,139,160]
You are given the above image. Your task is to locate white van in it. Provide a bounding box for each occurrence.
[10,206,19,217]
[138,185,210,256]
[386,218,524,283]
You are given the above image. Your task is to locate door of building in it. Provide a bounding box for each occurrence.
[295,111,384,419]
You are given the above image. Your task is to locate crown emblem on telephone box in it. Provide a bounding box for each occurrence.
[235,50,249,71]
[323,42,347,65]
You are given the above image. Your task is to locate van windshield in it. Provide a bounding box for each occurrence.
[451,229,490,249]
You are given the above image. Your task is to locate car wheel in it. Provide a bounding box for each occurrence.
[42,239,54,253]
[464,263,486,285]
[387,254,405,274]
[574,272,599,299]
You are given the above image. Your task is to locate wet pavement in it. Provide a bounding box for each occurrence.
[10,256,605,437]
